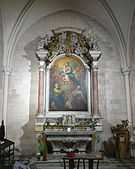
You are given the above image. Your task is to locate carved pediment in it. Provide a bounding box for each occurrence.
[36,30,100,67]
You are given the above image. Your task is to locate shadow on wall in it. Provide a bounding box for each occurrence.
[103,137,116,158]
[20,38,39,157]
[101,119,115,158]
[20,114,36,157]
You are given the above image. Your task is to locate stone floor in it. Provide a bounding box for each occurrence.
[28,159,135,169]
[25,155,135,169]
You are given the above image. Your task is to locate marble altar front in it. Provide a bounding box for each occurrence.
[35,115,103,154]
[45,130,95,153]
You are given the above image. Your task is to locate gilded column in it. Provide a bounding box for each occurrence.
[89,51,101,117]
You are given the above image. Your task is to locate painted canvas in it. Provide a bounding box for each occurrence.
[49,56,88,111]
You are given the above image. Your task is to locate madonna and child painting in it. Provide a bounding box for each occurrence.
[49,56,88,111]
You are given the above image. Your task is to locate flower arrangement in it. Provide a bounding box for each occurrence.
[111,120,129,131]
[88,118,98,130]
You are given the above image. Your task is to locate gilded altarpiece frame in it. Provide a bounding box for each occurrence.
[46,54,91,118]
[35,30,102,153]
[36,30,101,120]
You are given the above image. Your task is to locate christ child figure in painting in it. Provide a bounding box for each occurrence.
[63,62,79,85]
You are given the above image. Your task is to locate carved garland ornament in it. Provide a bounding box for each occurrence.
[36,30,100,67]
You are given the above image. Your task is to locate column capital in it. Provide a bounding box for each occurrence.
[2,67,12,76]
[36,49,48,61]
[121,66,131,76]
[89,50,101,70]
[36,48,51,67]
[89,50,101,61]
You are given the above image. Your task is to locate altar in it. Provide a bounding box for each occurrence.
[35,114,103,154]
[35,29,103,156]
[45,130,95,153]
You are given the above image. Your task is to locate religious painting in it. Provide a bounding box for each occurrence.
[49,55,88,111]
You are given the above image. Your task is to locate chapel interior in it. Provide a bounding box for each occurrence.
[0,0,135,169]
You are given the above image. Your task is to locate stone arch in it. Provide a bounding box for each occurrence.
[3,0,36,71]
[99,0,127,67]
[129,8,135,124]
[129,9,135,67]
[0,9,3,88]
[0,8,4,120]
[6,0,127,74]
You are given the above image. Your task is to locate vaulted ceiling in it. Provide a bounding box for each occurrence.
[0,0,135,71]
[1,0,135,40]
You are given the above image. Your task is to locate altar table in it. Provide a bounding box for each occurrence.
[63,152,103,169]
[45,130,94,152]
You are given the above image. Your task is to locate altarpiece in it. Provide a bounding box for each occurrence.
[35,29,102,152]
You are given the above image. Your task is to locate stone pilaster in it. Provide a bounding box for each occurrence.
[89,51,101,117]
[36,49,48,116]
[1,69,11,135]
[121,67,132,125]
